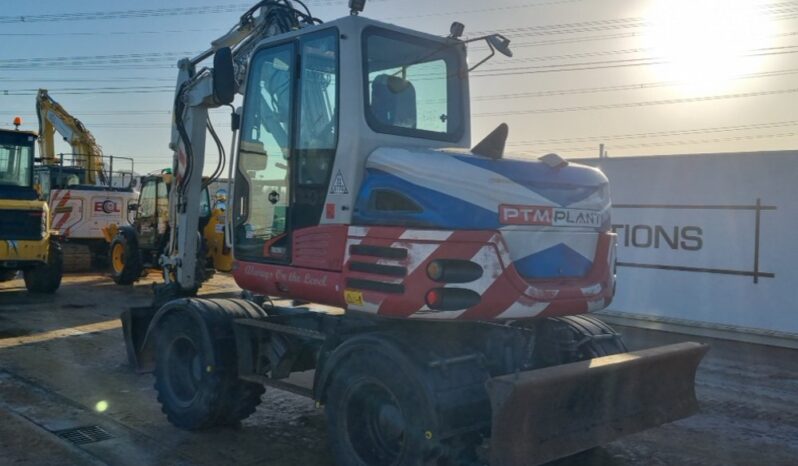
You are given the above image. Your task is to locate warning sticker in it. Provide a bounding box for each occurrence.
[344,289,364,306]
[329,169,348,194]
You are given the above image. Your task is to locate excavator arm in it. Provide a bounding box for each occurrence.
[35,89,107,185]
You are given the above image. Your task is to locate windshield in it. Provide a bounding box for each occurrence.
[363,27,464,142]
[0,135,34,188]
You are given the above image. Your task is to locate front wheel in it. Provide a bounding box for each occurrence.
[153,312,264,430]
[23,241,63,293]
[109,234,143,285]
[325,351,440,466]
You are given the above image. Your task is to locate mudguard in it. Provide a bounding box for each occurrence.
[487,342,708,466]
[122,298,266,373]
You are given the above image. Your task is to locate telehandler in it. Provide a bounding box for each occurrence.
[103,170,231,286]
[122,2,708,465]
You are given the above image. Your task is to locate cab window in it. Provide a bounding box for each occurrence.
[363,27,464,142]
[138,181,158,218]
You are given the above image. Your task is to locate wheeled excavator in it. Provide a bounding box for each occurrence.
[35,89,137,270]
[121,2,708,465]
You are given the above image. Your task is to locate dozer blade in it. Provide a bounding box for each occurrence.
[487,342,708,466]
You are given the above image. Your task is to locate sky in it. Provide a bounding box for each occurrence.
[0,0,796,173]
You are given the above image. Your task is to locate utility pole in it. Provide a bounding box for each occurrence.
[599,143,608,159]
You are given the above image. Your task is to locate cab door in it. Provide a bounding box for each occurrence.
[135,178,160,250]
[233,28,339,263]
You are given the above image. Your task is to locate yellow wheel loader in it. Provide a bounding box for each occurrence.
[0,123,63,293]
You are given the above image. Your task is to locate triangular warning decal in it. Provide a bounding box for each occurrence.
[329,169,348,194]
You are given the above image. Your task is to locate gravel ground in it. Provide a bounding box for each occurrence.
[1,272,796,465]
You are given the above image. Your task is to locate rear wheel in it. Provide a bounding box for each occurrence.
[23,241,63,293]
[153,312,264,430]
[109,234,143,285]
[325,351,440,466]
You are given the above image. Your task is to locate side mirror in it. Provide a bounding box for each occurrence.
[212,47,236,105]
[128,203,139,212]
[487,34,513,57]
[464,33,514,72]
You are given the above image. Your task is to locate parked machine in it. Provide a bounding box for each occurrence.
[122,2,708,465]
[0,121,63,293]
[103,171,231,285]
[35,89,137,270]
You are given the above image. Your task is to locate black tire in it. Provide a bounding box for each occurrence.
[153,311,264,430]
[0,270,17,282]
[23,241,63,293]
[325,350,440,466]
[535,314,627,367]
[109,233,143,285]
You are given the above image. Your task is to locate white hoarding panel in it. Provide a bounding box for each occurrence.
[578,151,797,346]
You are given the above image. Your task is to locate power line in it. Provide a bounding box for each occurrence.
[388,0,587,21]
[3,39,796,74]
[519,131,798,155]
[5,67,797,98]
[474,87,798,117]
[0,3,251,24]
[472,69,798,101]
[0,28,226,37]
[472,4,798,38]
[471,49,798,78]
[507,120,798,146]
[0,1,360,24]
[5,84,798,119]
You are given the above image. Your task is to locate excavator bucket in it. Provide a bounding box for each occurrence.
[487,342,709,466]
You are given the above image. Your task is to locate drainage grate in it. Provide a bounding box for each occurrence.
[55,425,113,445]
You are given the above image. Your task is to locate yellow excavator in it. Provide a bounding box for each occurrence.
[34,89,137,271]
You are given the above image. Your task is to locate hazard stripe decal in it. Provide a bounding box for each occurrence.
[53,191,73,231]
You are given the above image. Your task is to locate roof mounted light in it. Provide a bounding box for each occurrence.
[13,116,22,130]
[349,0,366,15]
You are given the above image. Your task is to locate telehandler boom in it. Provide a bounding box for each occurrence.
[122,2,708,465]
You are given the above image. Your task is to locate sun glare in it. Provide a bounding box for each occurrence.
[644,0,775,92]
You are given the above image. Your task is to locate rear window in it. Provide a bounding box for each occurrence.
[363,27,464,142]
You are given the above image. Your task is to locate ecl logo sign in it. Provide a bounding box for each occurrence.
[94,200,120,214]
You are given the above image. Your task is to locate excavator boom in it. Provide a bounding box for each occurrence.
[36,89,106,184]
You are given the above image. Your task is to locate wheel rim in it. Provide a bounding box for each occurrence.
[111,243,125,273]
[164,336,203,408]
[344,379,407,465]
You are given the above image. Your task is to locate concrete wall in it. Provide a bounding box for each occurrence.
[577,151,798,346]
